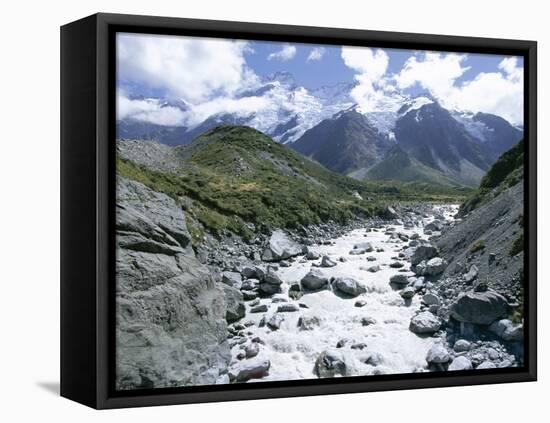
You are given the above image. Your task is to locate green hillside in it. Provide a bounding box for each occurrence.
[459,139,524,216]
[117,125,469,241]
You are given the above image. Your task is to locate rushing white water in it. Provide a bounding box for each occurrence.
[230,205,458,382]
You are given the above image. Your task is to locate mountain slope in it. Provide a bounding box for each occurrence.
[117,125,468,241]
[290,110,392,174]
[458,139,524,216]
[361,145,464,187]
[393,102,492,186]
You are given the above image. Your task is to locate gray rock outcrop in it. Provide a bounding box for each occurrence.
[115,177,230,390]
[262,230,302,261]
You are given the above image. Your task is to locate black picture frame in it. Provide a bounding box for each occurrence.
[60,12,537,409]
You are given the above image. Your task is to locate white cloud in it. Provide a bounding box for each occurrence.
[267,44,297,61]
[117,33,258,104]
[117,93,187,126]
[394,53,523,124]
[341,46,398,112]
[184,96,272,127]
[307,47,325,62]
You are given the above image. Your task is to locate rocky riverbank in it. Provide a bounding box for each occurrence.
[115,178,523,388]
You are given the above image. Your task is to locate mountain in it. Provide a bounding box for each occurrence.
[391,102,492,186]
[290,109,393,174]
[117,125,467,240]
[117,73,354,146]
[361,145,463,187]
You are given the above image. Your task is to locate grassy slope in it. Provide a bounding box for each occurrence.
[117,125,469,240]
[459,139,524,216]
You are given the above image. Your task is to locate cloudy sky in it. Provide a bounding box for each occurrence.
[117,32,524,127]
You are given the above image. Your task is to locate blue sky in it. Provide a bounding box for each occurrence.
[117,33,524,125]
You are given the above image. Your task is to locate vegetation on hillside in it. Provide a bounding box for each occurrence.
[117,125,471,240]
[459,139,524,216]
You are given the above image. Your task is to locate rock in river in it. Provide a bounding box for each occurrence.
[320,255,337,267]
[262,230,302,262]
[489,319,524,342]
[411,244,439,266]
[301,269,329,291]
[332,277,367,297]
[409,311,441,334]
[450,290,510,325]
[426,344,450,364]
[314,349,347,378]
[229,359,270,382]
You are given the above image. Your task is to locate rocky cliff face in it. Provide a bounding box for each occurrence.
[115,177,231,390]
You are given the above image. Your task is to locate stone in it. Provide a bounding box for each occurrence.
[390,274,409,286]
[115,177,229,390]
[424,257,447,276]
[263,269,283,286]
[448,356,473,371]
[314,350,347,378]
[489,319,524,342]
[426,344,451,364]
[409,311,441,334]
[229,359,270,382]
[367,265,381,273]
[306,250,321,260]
[361,316,377,326]
[450,291,510,325]
[453,339,471,352]
[400,286,415,299]
[320,255,337,268]
[245,342,260,358]
[366,256,377,262]
[422,293,440,306]
[222,271,242,287]
[411,244,439,265]
[250,304,268,313]
[390,261,404,268]
[267,313,285,330]
[349,249,366,255]
[300,269,329,291]
[262,230,302,262]
[353,242,374,252]
[355,299,367,308]
[363,352,384,366]
[241,278,259,291]
[476,361,497,369]
[277,303,300,313]
[221,284,246,323]
[241,266,257,279]
[241,290,258,301]
[298,315,321,331]
[382,205,399,220]
[425,220,444,232]
[464,265,479,283]
[332,277,367,297]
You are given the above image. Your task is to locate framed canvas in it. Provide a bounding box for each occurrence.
[60,13,537,409]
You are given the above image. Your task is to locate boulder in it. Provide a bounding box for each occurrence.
[368,265,381,273]
[267,313,285,330]
[221,271,242,287]
[425,220,444,232]
[320,255,337,268]
[115,177,230,390]
[453,339,471,352]
[262,230,302,261]
[411,244,439,266]
[400,286,415,299]
[424,257,447,276]
[448,356,473,371]
[221,284,246,323]
[306,250,321,260]
[464,265,479,283]
[409,311,441,334]
[298,315,321,331]
[381,205,399,220]
[489,319,524,342]
[389,274,409,286]
[245,342,260,358]
[250,304,268,313]
[426,344,450,364]
[476,361,497,369]
[229,359,270,382]
[390,261,404,268]
[332,277,367,297]
[314,350,347,378]
[422,293,440,306]
[450,291,510,325]
[353,242,374,252]
[259,269,283,295]
[300,269,330,291]
[277,303,300,313]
